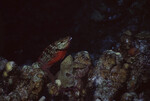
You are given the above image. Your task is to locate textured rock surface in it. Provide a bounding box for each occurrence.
[87,50,127,101]
[57,55,74,88]
[0,63,45,101]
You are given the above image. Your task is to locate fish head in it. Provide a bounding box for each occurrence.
[54,36,72,50]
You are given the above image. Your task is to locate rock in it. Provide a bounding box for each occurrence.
[121,92,138,101]
[0,57,8,71]
[87,50,127,100]
[0,62,45,101]
[57,55,74,88]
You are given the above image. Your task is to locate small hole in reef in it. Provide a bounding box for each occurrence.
[66,73,71,77]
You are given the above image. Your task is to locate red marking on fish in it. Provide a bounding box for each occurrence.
[47,50,67,66]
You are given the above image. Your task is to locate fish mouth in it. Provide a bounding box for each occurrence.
[65,37,72,49]
[69,37,72,41]
[67,36,72,42]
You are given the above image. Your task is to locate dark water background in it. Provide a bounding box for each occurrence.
[0,0,150,65]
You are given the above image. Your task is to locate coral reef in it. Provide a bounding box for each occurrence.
[0,32,150,100]
[0,62,45,101]
[47,51,91,100]
[87,50,127,101]
[86,30,150,101]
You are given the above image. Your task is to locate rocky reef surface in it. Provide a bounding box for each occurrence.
[0,31,150,101]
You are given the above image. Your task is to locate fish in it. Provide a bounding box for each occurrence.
[37,36,72,82]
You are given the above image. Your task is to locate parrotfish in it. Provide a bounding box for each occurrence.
[37,36,72,83]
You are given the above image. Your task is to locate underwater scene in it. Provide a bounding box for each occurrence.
[0,0,150,101]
